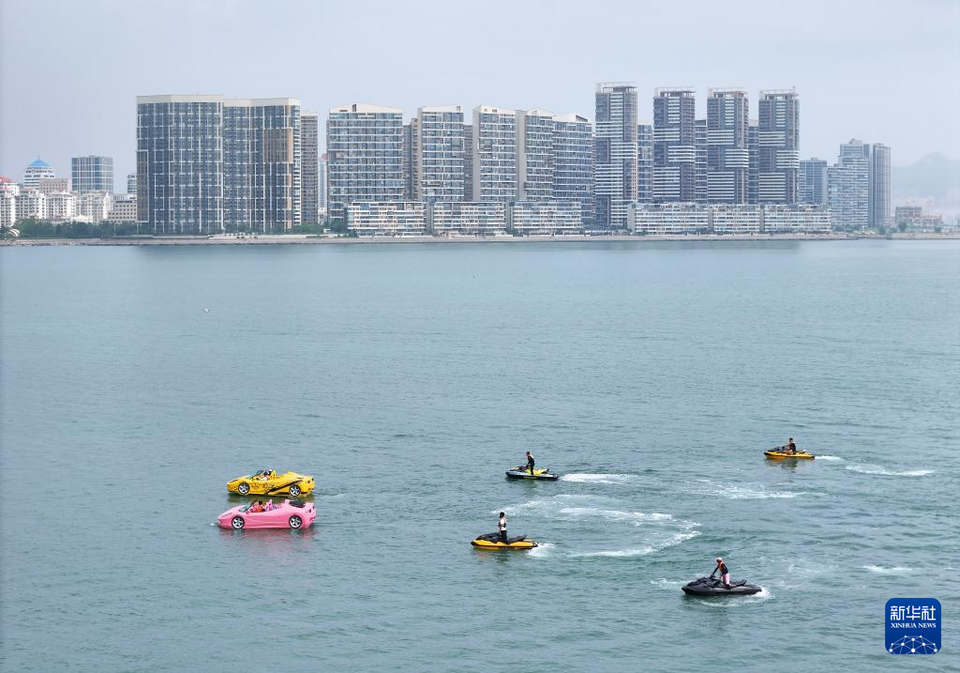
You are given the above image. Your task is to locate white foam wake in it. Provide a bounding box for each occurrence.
[845,464,933,477]
[863,565,912,575]
[693,480,802,500]
[816,455,843,462]
[560,473,638,485]
[572,530,700,558]
[528,542,554,558]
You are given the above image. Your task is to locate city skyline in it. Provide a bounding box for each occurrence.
[1,0,957,181]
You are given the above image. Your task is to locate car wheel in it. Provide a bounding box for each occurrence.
[289,515,303,529]
[289,485,302,497]
[237,482,250,495]
[231,516,245,529]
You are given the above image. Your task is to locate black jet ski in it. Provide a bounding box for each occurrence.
[505,466,558,480]
[681,576,762,596]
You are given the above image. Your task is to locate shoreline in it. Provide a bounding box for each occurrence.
[3,232,959,247]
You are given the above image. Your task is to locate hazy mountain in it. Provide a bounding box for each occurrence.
[893,153,960,216]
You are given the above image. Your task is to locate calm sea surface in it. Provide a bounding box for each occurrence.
[1,240,958,672]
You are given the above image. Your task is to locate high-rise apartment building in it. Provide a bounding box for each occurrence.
[757,89,799,203]
[652,88,696,203]
[463,124,474,201]
[327,103,404,222]
[554,113,594,223]
[706,89,749,203]
[71,155,114,194]
[594,83,638,229]
[403,121,416,200]
[126,173,136,196]
[301,112,319,224]
[23,158,55,188]
[637,123,653,203]
[747,121,759,203]
[472,106,517,202]
[869,143,891,230]
[415,105,465,203]
[695,118,708,204]
[516,109,555,201]
[798,159,829,206]
[828,139,870,230]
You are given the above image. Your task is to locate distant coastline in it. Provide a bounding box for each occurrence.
[3,232,960,247]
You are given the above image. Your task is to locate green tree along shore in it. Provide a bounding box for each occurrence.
[9,219,332,239]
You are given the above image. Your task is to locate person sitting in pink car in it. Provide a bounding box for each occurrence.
[264,500,274,511]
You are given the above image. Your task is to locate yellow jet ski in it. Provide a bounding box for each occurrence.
[471,533,539,550]
[765,447,815,460]
[505,466,558,480]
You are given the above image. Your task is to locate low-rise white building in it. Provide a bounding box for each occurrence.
[762,204,832,233]
[1,193,16,229]
[108,195,137,222]
[0,176,20,196]
[346,201,427,236]
[509,201,582,235]
[628,203,709,235]
[711,205,761,234]
[77,192,113,223]
[431,202,508,236]
[16,189,47,221]
[46,192,77,221]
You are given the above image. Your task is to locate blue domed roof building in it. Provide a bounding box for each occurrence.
[23,158,56,189]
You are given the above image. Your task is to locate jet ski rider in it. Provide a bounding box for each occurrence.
[711,557,731,589]
[525,451,535,476]
[498,512,508,542]
[785,438,797,455]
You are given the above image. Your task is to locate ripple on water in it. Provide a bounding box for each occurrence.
[845,464,934,477]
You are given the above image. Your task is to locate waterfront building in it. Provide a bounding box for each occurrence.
[463,124,474,201]
[77,192,112,223]
[652,87,696,203]
[346,201,427,236]
[222,98,301,232]
[762,204,832,233]
[415,105,465,203]
[319,153,328,216]
[695,118,708,204]
[629,202,708,235]
[327,103,404,223]
[516,108,554,201]
[38,178,72,195]
[46,192,77,221]
[403,120,416,200]
[798,159,829,206]
[594,83,638,229]
[107,195,137,222]
[554,113,594,224]
[431,201,508,236]
[869,143,891,230]
[472,105,517,202]
[136,95,224,233]
[637,123,653,203]
[710,204,761,233]
[747,121,759,203]
[15,189,46,220]
[301,112,320,225]
[71,155,114,194]
[126,173,137,195]
[828,139,870,231]
[23,158,55,189]
[757,89,800,203]
[509,201,582,236]
[706,88,750,203]
[0,176,20,197]
[1,192,16,229]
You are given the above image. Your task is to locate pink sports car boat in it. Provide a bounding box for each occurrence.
[218,499,316,530]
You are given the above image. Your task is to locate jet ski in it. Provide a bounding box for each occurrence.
[681,576,762,596]
[765,446,815,460]
[471,532,539,550]
[505,466,559,480]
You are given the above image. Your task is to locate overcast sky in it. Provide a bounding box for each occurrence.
[1,0,957,183]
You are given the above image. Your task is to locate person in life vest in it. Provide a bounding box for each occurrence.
[711,557,731,589]
[525,451,535,476]
[785,438,797,454]
[498,511,508,542]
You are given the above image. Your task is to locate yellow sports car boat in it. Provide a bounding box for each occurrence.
[226,468,315,497]
[764,449,815,460]
[471,533,538,550]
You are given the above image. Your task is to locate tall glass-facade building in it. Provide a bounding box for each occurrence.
[71,155,114,194]
[472,106,517,202]
[798,158,829,206]
[301,112,319,225]
[517,109,555,201]
[554,113,594,224]
[594,83,638,229]
[415,105,465,202]
[869,143,891,230]
[637,123,653,203]
[757,89,799,203]
[828,139,870,230]
[652,88,696,203]
[327,103,404,222]
[706,89,749,204]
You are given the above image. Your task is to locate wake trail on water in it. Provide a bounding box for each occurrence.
[816,455,843,462]
[571,531,700,558]
[560,473,639,485]
[694,587,773,607]
[528,542,554,558]
[845,464,934,477]
[691,479,806,500]
[864,565,913,574]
